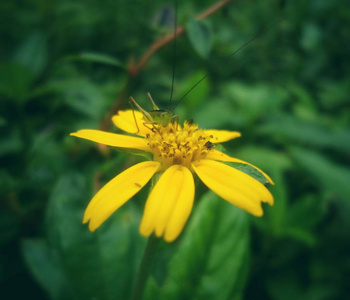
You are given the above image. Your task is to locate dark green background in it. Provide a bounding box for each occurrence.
[1,0,350,299]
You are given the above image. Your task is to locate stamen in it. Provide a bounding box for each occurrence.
[147,121,213,170]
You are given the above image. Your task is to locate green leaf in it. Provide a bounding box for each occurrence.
[63,79,107,117]
[234,147,293,174]
[22,239,69,300]
[319,79,349,108]
[273,194,328,246]
[159,191,250,300]
[28,132,66,179]
[13,31,48,77]
[265,169,289,231]
[186,19,212,59]
[45,172,146,299]
[0,129,23,157]
[43,78,107,118]
[152,5,175,30]
[287,194,327,231]
[0,63,34,101]
[112,147,153,161]
[177,71,211,119]
[0,117,6,127]
[290,147,350,199]
[223,82,288,125]
[64,52,124,68]
[267,273,338,300]
[193,96,233,128]
[224,162,271,185]
[0,213,20,244]
[259,115,350,155]
[0,170,17,195]
[300,22,322,51]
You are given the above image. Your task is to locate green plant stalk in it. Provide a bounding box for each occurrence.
[132,235,161,300]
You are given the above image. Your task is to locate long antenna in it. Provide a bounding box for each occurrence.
[171,20,281,111]
[168,0,178,110]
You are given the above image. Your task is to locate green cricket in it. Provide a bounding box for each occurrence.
[129,92,179,133]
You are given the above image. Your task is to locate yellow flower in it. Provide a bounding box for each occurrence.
[71,110,274,242]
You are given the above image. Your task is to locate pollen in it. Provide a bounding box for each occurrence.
[146,121,215,170]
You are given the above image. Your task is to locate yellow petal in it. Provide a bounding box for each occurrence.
[204,129,241,143]
[140,165,195,242]
[70,129,150,152]
[192,160,273,217]
[112,110,151,137]
[206,150,274,185]
[84,161,160,231]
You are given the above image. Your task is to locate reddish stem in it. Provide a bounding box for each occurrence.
[100,0,232,131]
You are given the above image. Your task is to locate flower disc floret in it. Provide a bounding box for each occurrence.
[147,121,213,170]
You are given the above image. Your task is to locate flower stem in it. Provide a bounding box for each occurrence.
[132,235,161,300]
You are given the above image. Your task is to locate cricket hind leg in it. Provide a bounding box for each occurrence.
[143,121,159,133]
[147,92,160,110]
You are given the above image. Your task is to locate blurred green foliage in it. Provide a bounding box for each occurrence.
[1,0,350,299]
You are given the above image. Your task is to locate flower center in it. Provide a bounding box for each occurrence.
[146,121,214,170]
